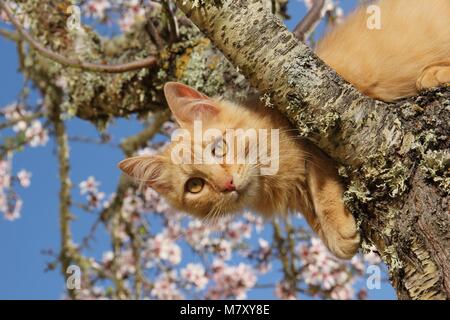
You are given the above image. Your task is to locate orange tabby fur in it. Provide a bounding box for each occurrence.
[119,82,360,259]
[316,0,450,101]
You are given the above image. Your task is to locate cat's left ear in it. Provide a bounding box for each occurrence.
[164,82,220,127]
[118,155,170,193]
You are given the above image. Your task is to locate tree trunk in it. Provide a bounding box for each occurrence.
[174,0,450,300]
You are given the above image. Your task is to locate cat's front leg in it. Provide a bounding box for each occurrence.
[305,152,360,259]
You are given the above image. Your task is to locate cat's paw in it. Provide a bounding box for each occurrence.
[319,213,360,259]
[416,63,450,91]
[326,228,360,260]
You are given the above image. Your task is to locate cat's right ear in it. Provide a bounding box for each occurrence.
[164,82,220,127]
[118,155,170,193]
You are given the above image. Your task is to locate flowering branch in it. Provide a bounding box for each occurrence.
[0,111,44,130]
[51,95,76,299]
[0,0,157,73]
[94,110,171,298]
[273,218,296,293]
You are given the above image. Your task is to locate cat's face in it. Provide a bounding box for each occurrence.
[119,82,275,221]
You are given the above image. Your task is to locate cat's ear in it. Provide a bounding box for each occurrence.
[164,82,220,127]
[118,155,170,193]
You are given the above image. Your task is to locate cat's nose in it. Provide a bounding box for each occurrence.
[223,177,236,192]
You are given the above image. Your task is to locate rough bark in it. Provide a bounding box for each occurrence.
[174,0,450,300]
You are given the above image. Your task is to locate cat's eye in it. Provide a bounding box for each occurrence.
[212,138,227,158]
[185,177,205,194]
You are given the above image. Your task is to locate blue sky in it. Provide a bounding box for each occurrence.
[0,1,396,299]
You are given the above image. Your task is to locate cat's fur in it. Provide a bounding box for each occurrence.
[316,0,450,101]
[119,82,360,259]
[119,0,450,259]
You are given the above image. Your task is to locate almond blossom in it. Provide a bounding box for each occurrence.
[83,0,111,20]
[151,271,184,300]
[207,261,257,300]
[181,263,209,290]
[17,170,31,188]
[145,233,182,265]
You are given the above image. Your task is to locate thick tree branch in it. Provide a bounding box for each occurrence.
[174,0,379,167]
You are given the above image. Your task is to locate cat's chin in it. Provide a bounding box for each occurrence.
[228,190,239,201]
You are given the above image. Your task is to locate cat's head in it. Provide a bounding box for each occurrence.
[118,82,278,221]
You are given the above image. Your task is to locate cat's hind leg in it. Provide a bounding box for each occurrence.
[416,61,450,91]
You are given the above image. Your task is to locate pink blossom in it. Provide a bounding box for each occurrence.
[17,170,31,188]
[83,0,111,19]
[226,221,252,243]
[181,263,209,290]
[121,191,144,217]
[185,220,211,250]
[330,284,354,300]
[146,233,182,265]
[151,272,184,300]
[0,160,11,189]
[79,176,100,194]
[208,262,257,300]
[25,120,49,147]
[214,239,232,261]
[275,281,296,300]
[118,4,146,32]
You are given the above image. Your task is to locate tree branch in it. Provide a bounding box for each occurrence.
[52,95,76,299]
[120,110,171,157]
[0,112,44,130]
[293,0,325,42]
[162,0,179,45]
[0,0,157,73]
[145,15,165,51]
[0,27,20,42]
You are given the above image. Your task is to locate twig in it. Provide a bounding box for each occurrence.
[272,218,297,292]
[0,0,158,73]
[125,221,144,299]
[145,14,165,51]
[284,217,299,283]
[0,27,20,41]
[162,0,179,45]
[120,110,171,157]
[53,97,76,299]
[0,112,44,130]
[293,0,325,42]
[69,135,119,148]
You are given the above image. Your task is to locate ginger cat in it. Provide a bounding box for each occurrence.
[119,82,360,259]
[316,0,450,101]
[118,0,450,260]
